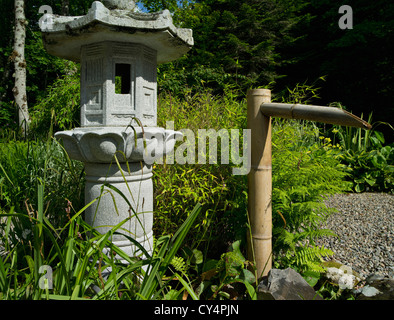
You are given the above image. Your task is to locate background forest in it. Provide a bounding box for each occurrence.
[0,0,393,140]
[0,0,393,300]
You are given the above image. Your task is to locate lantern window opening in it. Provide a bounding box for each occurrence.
[115,63,131,94]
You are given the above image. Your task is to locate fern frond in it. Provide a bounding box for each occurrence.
[171,256,188,274]
[294,229,338,243]
[286,245,334,273]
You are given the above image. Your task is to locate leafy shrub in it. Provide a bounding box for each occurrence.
[339,144,394,193]
[154,89,248,257]
[169,240,257,300]
[30,69,81,139]
[154,88,350,273]
[271,119,350,272]
[0,101,18,133]
[326,110,394,193]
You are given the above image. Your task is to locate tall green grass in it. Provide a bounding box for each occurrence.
[0,182,203,300]
[0,125,208,299]
[0,138,84,226]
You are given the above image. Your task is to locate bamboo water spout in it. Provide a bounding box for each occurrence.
[247,89,371,279]
[260,103,372,129]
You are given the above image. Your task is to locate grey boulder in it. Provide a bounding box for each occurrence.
[355,273,394,300]
[257,268,322,300]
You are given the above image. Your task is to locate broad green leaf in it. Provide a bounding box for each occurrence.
[239,268,256,285]
[302,270,321,287]
[192,249,203,265]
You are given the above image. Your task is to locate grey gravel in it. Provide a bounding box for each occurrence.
[317,193,394,280]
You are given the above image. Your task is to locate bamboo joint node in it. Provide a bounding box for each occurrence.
[250,165,272,171]
[252,234,272,241]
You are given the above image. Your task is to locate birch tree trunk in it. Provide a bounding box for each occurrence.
[12,0,30,135]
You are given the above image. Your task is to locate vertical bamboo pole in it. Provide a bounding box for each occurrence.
[247,89,272,278]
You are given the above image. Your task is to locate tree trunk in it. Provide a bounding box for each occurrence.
[12,0,30,135]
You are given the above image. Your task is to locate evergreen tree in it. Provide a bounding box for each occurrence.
[277,0,394,140]
[153,0,308,94]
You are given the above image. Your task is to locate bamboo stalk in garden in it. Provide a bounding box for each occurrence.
[247,89,272,278]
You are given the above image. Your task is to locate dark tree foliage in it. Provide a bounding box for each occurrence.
[0,0,392,138]
[152,0,308,95]
[197,0,306,84]
[276,0,394,140]
[0,0,94,129]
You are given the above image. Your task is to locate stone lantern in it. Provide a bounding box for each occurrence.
[40,1,193,261]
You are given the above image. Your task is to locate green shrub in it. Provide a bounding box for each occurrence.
[339,144,394,193]
[154,88,350,273]
[326,110,394,193]
[154,89,248,257]
[30,69,81,139]
[271,119,350,272]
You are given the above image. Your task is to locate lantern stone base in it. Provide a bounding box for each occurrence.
[85,162,154,261]
[55,126,182,262]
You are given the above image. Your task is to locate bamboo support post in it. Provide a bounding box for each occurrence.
[247,89,372,280]
[247,89,272,278]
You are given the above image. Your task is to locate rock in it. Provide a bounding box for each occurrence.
[356,274,394,300]
[356,285,381,297]
[257,268,323,300]
[389,267,394,279]
[366,273,385,284]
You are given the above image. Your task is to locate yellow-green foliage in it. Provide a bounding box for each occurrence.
[270,119,350,272]
[153,88,350,272]
[154,89,248,254]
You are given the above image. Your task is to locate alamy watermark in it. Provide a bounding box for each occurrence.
[39,4,354,33]
[39,5,53,30]
[144,122,251,176]
[338,5,353,30]
[39,265,53,290]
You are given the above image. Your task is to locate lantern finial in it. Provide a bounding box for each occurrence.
[102,0,136,11]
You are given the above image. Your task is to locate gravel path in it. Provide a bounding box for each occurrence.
[317,193,393,280]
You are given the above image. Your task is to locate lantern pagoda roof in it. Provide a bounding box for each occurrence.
[41,1,193,64]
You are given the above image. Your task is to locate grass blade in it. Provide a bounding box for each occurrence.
[174,273,199,300]
[137,203,202,300]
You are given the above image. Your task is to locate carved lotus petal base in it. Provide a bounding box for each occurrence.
[55,126,182,164]
[54,126,182,261]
